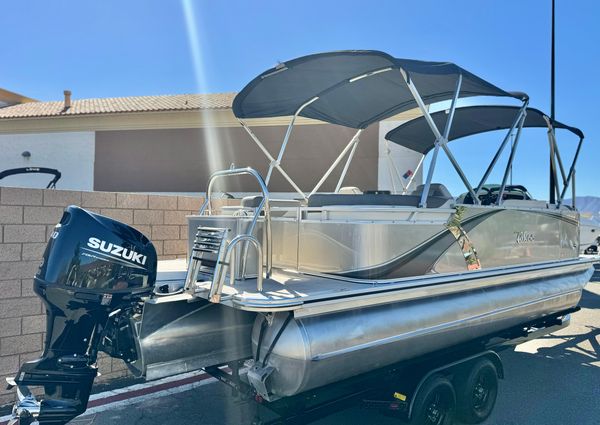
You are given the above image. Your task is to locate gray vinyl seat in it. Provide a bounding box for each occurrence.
[410,183,454,199]
[244,183,454,209]
[307,183,453,208]
[308,194,417,207]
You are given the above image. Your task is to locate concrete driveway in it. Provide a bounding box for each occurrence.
[72,281,600,425]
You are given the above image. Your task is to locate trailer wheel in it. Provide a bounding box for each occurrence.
[455,358,498,424]
[411,374,455,425]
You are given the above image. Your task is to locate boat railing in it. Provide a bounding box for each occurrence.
[209,234,264,303]
[185,167,271,300]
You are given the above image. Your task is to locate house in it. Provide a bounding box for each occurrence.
[0,90,422,193]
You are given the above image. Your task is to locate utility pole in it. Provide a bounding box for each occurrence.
[549,0,557,204]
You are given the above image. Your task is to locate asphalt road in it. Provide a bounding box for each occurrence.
[73,280,600,425]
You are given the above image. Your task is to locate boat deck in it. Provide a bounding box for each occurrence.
[156,257,595,318]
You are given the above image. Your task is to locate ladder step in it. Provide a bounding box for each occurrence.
[196,234,223,240]
[192,248,220,254]
[196,230,227,236]
[186,226,231,299]
[192,252,217,263]
[194,242,221,248]
[196,240,222,246]
[196,237,225,244]
[196,233,224,238]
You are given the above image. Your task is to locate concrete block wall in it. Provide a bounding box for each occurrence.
[0,186,208,406]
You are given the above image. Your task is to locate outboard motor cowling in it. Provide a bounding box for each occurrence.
[8,206,157,425]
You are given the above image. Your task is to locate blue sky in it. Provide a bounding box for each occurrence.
[2,0,598,198]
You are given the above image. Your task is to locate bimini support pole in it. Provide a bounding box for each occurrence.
[497,110,527,204]
[309,129,362,197]
[552,134,568,184]
[238,119,307,200]
[401,70,476,207]
[571,169,576,209]
[543,116,562,206]
[240,66,396,200]
[475,102,528,196]
[335,135,361,192]
[436,74,482,204]
[265,97,319,184]
[559,136,584,202]
[400,68,441,207]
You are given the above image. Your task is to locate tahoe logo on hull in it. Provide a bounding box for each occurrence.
[87,237,147,266]
[514,231,535,244]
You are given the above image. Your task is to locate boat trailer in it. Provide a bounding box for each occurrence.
[201,308,576,425]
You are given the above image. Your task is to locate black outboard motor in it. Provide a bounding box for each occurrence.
[7,206,157,425]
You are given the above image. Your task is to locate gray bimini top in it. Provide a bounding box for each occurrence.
[385,105,584,154]
[233,50,525,129]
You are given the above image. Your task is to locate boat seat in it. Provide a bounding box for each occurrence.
[307,193,450,208]
[410,183,453,199]
[307,183,453,208]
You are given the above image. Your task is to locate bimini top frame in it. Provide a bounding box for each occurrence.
[385,105,584,154]
[233,50,521,129]
[385,105,585,207]
[232,50,527,202]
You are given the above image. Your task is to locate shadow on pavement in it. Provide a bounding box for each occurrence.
[580,286,600,309]
[483,286,600,425]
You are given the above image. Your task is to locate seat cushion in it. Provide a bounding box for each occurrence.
[307,193,449,208]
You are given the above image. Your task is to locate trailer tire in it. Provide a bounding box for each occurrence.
[455,358,498,424]
[411,374,455,425]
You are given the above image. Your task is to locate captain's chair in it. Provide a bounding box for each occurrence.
[410,183,453,201]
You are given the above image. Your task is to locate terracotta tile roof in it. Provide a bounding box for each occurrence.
[0,92,236,119]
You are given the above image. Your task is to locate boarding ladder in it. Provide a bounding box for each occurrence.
[184,167,272,303]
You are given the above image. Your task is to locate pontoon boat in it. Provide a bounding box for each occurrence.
[7,50,594,425]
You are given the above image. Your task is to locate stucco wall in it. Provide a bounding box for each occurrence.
[0,131,95,191]
[0,186,205,406]
[94,124,379,193]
